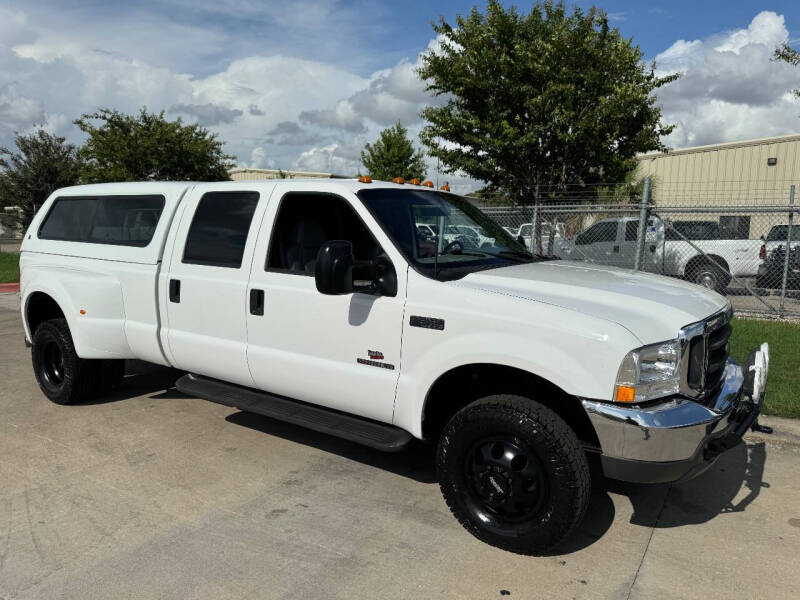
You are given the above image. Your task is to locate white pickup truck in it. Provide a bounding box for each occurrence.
[19,179,769,554]
[558,217,763,293]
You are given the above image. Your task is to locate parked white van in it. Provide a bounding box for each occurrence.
[19,179,769,554]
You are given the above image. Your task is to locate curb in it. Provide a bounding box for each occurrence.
[0,283,19,293]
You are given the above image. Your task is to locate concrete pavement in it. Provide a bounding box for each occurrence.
[0,293,798,599]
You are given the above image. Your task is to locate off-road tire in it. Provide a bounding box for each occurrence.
[437,395,590,555]
[31,318,96,405]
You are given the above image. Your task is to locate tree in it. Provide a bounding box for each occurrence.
[360,123,427,181]
[74,108,234,183]
[418,1,678,201]
[774,43,800,99]
[0,129,81,228]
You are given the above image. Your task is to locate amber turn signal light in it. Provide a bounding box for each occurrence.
[615,385,636,403]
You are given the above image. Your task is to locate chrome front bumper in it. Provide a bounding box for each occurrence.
[582,349,768,483]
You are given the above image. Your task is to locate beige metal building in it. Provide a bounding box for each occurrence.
[229,168,346,181]
[636,133,800,238]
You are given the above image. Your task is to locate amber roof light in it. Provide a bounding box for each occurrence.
[409,178,421,185]
[392,177,405,184]
[422,180,434,187]
[440,184,450,192]
[358,175,372,183]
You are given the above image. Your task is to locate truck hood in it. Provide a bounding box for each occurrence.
[454,260,728,343]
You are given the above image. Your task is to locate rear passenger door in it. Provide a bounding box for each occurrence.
[163,185,273,386]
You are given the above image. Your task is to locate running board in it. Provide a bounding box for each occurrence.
[176,374,413,452]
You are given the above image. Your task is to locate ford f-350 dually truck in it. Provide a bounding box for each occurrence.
[19,179,769,554]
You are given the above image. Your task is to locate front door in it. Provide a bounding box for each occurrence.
[571,220,621,266]
[245,184,406,423]
[163,184,272,387]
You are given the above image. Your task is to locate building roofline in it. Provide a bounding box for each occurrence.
[637,132,800,160]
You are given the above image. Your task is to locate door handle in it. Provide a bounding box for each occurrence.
[169,279,181,303]
[649,244,657,252]
[250,289,265,316]
[613,245,620,253]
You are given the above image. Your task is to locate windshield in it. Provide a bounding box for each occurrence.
[767,224,800,242]
[358,188,537,280]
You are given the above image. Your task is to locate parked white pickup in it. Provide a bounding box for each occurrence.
[19,180,766,554]
[557,217,763,292]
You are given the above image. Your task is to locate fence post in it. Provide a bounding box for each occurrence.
[779,184,795,314]
[530,202,539,255]
[633,178,652,271]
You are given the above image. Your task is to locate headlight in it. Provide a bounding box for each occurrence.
[614,339,682,403]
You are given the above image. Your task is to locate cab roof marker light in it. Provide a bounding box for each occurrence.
[409,178,421,185]
[422,180,434,187]
[358,175,372,183]
[440,184,450,192]
[392,177,405,184]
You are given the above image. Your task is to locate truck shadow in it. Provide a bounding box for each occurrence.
[226,411,439,484]
[551,441,767,555]
[78,360,188,405]
[614,441,768,527]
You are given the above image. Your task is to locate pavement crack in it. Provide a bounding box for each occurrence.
[626,484,671,600]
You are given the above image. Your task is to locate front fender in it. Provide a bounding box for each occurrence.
[22,261,131,359]
[393,330,626,439]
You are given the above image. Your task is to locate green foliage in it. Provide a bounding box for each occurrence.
[774,43,800,99]
[418,0,678,202]
[0,129,81,228]
[74,108,234,183]
[0,251,18,283]
[360,123,427,181]
[730,318,800,418]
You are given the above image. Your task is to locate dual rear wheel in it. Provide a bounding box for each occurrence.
[31,318,125,405]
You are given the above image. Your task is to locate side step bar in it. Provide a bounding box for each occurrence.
[176,374,413,452]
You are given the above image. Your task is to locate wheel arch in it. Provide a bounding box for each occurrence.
[420,363,600,449]
[24,290,70,340]
[685,254,730,276]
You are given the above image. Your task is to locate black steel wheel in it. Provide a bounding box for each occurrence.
[437,395,590,554]
[31,318,95,405]
[464,437,549,532]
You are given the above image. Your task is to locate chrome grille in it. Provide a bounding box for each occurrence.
[682,308,732,404]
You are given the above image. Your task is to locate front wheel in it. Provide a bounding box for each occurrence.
[31,318,96,405]
[437,395,590,555]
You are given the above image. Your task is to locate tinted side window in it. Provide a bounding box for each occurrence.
[267,193,381,276]
[577,221,617,245]
[183,191,259,268]
[39,195,165,246]
[625,220,639,242]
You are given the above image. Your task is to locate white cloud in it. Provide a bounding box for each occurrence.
[1,3,797,193]
[0,83,45,136]
[655,11,800,148]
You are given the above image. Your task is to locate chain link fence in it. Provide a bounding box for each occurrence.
[470,180,799,317]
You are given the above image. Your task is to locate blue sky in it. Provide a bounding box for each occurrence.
[1,1,799,189]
